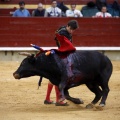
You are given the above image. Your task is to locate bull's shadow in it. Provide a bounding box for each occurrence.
[14,102,86,113]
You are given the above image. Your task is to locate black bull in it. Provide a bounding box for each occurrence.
[13,50,113,107]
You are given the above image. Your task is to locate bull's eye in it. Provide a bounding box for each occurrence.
[27,55,36,64]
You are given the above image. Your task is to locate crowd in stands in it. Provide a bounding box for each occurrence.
[12,0,120,18]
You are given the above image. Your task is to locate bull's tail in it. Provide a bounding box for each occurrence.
[38,76,43,89]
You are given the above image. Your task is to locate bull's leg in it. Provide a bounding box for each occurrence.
[99,82,110,107]
[86,83,102,108]
[99,58,112,107]
[53,54,67,102]
[64,88,84,104]
[58,76,68,102]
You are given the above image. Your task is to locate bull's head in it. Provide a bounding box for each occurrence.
[13,52,38,79]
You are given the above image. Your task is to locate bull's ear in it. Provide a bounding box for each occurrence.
[28,54,36,64]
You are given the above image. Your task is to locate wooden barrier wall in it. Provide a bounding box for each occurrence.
[0,17,120,47]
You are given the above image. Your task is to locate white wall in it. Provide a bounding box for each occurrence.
[0,51,120,61]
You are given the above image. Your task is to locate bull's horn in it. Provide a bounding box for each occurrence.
[19,52,32,56]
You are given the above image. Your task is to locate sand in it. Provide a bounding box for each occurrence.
[0,61,120,120]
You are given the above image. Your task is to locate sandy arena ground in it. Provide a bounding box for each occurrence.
[0,61,120,120]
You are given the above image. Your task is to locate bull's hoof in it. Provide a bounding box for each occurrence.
[58,97,66,102]
[74,98,84,104]
[99,103,105,107]
[79,98,84,104]
[86,103,94,109]
[55,102,69,106]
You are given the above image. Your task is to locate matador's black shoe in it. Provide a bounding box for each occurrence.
[44,100,55,104]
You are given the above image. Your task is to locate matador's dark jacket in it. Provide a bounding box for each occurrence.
[55,26,72,47]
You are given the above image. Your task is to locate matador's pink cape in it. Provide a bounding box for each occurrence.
[33,34,76,57]
[55,34,76,53]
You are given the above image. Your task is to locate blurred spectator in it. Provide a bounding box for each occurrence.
[96,0,107,11]
[66,4,83,17]
[57,1,69,17]
[93,6,112,17]
[81,1,99,17]
[107,0,120,18]
[32,3,46,17]
[45,0,62,17]
[13,1,30,17]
